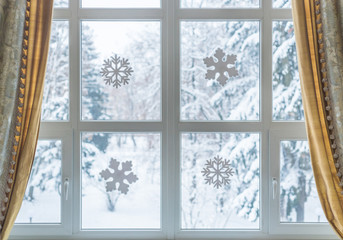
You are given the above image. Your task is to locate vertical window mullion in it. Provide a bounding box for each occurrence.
[165,0,178,238]
[70,0,81,234]
[262,0,273,234]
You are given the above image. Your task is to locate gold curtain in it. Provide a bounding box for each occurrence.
[0,0,53,239]
[292,0,343,238]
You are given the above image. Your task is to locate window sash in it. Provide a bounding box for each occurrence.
[269,129,333,235]
[11,130,73,236]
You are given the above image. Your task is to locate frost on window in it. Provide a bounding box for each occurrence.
[81,133,160,229]
[280,141,327,223]
[272,21,304,121]
[181,21,260,121]
[82,0,160,8]
[273,0,290,8]
[16,140,62,224]
[181,133,260,229]
[41,21,69,121]
[81,21,161,121]
[53,0,68,8]
[181,0,259,8]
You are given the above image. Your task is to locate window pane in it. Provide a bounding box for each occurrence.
[82,0,160,8]
[41,21,69,121]
[280,141,327,223]
[181,21,260,121]
[81,133,161,229]
[81,21,161,121]
[53,0,68,8]
[273,0,290,8]
[272,21,304,121]
[181,133,260,229]
[16,140,62,224]
[181,0,259,8]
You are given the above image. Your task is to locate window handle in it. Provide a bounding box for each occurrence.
[64,177,69,201]
[272,177,278,200]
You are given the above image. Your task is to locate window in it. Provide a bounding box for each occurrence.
[11,0,336,239]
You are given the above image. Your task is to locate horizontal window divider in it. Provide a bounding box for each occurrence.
[178,122,264,132]
[78,122,163,132]
[270,9,292,19]
[40,122,73,133]
[177,9,264,20]
[70,231,165,239]
[78,9,164,19]
[176,232,335,240]
[269,121,306,133]
[176,230,267,240]
[52,9,72,19]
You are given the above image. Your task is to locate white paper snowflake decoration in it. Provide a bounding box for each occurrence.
[100,158,138,194]
[100,54,133,88]
[201,155,234,189]
[203,48,238,86]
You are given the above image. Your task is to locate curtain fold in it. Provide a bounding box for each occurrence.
[0,1,53,239]
[292,0,343,238]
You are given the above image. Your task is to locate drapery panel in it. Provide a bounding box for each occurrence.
[292,0,343,238]
[0,1,53,239]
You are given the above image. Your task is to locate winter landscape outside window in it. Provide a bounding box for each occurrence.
[10,0,337,239]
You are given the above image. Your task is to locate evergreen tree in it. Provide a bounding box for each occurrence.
[41,21,69,120]
[272,21,304,120]
[280,141,317,222]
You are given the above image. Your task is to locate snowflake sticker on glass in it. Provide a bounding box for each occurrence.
[203,48,238,86]
[99,158,138,194]
[100,54,134,88]
[201,155,234,189]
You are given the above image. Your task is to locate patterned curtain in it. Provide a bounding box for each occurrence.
[0,0,53,239]
[292,0,343,238]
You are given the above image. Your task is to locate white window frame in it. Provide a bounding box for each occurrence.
[269,129,334,237]
[9,0,338,239]
[11,129,73,236]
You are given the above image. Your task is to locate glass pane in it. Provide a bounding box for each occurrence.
[181,133,260,229]
[81,133,161,229]
[82,0,160,8]
[181,0,259,8]
[181,21,260,121]
[81,21,161,121]
[273,0,290,8]
[272,21,304,121]
[16,140,62,223]
[280,141,327,223]
[41,21,69,121]
[53,0,68,8]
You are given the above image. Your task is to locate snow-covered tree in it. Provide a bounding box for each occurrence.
[272,21,304,120]
[280,141,320,222]
[181,21,259,121]
[182,133,259,228]
[53,0,68,8]
[181,0,259,8]
[81,24,110,122]
[41,21,69,120]
[23,141,61,202]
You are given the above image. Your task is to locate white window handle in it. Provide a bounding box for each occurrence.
[272,177,278,200]
[64,177,69,201]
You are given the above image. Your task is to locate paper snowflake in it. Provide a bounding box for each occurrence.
[100,54,134,88]
[201,156,234,189]
[100,158,138,194]
[203,48,238,86]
